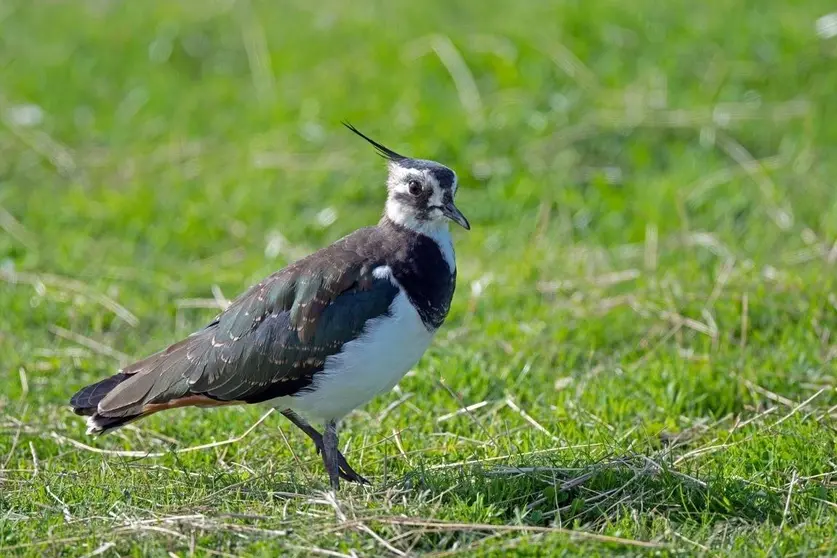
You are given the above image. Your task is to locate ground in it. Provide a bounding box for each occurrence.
[1,0,837,556]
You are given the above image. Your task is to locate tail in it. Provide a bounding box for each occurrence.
[70,333,238,436]
[70,373,144,434]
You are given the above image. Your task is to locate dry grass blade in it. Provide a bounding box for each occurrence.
[404,34,484,130]
[51,433,165,458]
[0,203,36,249]
[771,389,826,429]
[745,379,795,407]
[714,130,791,230]
[1,109,78,176]
[285,544,357,558]
[436,400,489,423]
[52,409,274,458]
[28,441,38,478]
[429,444,602,470]
[355,523,407,557]
[80,541,115,558]
[45,485,72,521]
[391,428,411,466]
[540,40,599,91]
[236,0,275,104]
[505,397,561,443]
[0,269,138,326]
[766,470,798,555]
[0,536,92,552]
[172,408,274,455]
[377,392,414,424]
[2,413,23,470]
[362,517,665,549]
[49,325,131,364]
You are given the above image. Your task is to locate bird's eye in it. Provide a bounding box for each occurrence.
[407,180,423,196]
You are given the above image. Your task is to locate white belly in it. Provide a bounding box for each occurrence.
[268,289,434,423]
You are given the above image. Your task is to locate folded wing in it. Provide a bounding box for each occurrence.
[71,239,397,432]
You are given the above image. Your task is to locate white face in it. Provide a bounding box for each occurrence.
[384,160,469,232]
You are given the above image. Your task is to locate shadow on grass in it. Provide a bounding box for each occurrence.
[396,454,787,529]
[137,447,790,531]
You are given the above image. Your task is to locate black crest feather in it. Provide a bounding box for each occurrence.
[342,121,406,162]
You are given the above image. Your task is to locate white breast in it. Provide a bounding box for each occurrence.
[269,276,434,423]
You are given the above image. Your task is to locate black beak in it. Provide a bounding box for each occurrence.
[442,201,470,230]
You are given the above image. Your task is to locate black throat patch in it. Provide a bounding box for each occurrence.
[377,219,457,330]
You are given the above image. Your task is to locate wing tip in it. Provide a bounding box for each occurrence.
[70,372,133,414]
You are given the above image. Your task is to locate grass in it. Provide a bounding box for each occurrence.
[1,0,837,555]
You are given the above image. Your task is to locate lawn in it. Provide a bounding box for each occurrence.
[2,0,837,555]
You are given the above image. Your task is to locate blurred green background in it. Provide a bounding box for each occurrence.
[2,0,837,556]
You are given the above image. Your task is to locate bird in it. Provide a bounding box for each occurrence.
[69,123,470,490]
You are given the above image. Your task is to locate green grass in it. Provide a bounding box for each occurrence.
[2,0,837,555]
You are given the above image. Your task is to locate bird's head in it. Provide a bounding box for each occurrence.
[344,123,470,233]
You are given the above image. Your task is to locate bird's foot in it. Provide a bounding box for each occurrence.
[336,454,369,485]
[314,439,369,485]
[280,410,369,487]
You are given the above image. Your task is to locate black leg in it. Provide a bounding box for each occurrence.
[281,410,369,486]
[322,420,340,490]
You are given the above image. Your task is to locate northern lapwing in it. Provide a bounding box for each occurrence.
[70,123,469,490]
